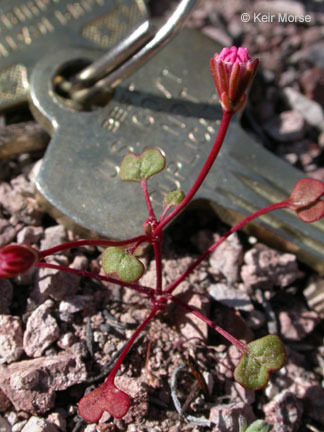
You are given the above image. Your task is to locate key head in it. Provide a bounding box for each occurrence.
[30,29,324,273]
[0,0,147,110]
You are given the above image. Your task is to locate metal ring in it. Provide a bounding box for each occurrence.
[72,0,198,105]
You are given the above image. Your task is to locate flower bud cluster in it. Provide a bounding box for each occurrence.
[210,46,259,113]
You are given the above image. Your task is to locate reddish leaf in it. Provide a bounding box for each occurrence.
[297,200,324,223]
[78,380,130,422]
[288,178,324,208]
[286,178,324,223]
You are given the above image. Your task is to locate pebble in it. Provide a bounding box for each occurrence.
[0,352,86,414]
[16,226,43,245]
[241,244,303,291]
[12,420,28,432]
[255,0,305,15]
[21,416,58,432]
[32,256,80,303]
[263,110,305,142]
[283,87,324,131]
[0,416,11,432]
[264,391,303,431]
[23,300,60,357]
[0,315,24,363]
[209,402,255,430]
[209,233,243,284]
[299,67,324,105]
[0,218,18,248]
[303,277,324,315]
[208,283,253,312]
[46,411,66,432]
[278,306,320,340]
[40,226,67,251]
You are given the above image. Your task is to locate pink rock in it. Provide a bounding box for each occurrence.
[303,277,324,315]
[0,176,42,225]
[208,283,253,312]
[224,380,255,405]
[299,67,324,105]
[241,244,303,290]
[263,111,305,142]
[0,218,17,248]
[32,256,80,302]
[0,388,11,412]
[264,391,303,431]
[0,416,11,432]
[21,416,58,432]
[40,226,67,251]
[209,233,243,284]
[279,307,320,340]
[114,376,149,424]
[209,402,255,430]
[46,411,66,432]
[23,300,60,357]
[0,315,24,363]
[0,352,86,414]
[16,226,43,245]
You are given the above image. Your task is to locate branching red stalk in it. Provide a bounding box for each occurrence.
[38,235,148,259]
[35,262,154,297]
[166,200,288,294]
[153,111,233,236]
[153,241,163,294]
[158,204,172,223]
[141,179,156,220]
[106,307,159,382]
[169,294,249,354]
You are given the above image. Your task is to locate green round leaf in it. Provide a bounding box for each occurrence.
[119,148,165,182]
[164,190,185,207]
[245,420,273,432]
[102,247,144,283]
[234,335,285,390]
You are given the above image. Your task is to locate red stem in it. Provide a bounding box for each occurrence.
[153,241,163,294]
[169,294,249,353]
[141,179,156,221]
[153,111,233,236]
[106,307,159,382]
[35,262,154,297]
[166,200,288,294]
[159,204,171,223]
[38,236,148,259]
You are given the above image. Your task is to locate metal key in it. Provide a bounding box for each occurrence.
[30,29,324,273]
[0,0,149,110]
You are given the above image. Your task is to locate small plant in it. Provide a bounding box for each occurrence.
[1,46,324,423]
[239,416,273,432]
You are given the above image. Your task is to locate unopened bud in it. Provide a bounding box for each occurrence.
[210,46,259,113]
[0,244,39,278]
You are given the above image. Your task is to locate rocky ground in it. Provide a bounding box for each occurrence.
[0,0,324,431]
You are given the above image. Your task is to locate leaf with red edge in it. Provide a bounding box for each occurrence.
[234,335,285,390]
[297,200,324,223]
[288,178,324,208]
[286,178,324,223]
[119,148,165,182]
[78,380,130,423]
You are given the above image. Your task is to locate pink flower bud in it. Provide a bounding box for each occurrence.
[210,46,259,113]
[0,244,39,278]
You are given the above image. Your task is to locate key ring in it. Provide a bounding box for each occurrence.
[70,0,198,105]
